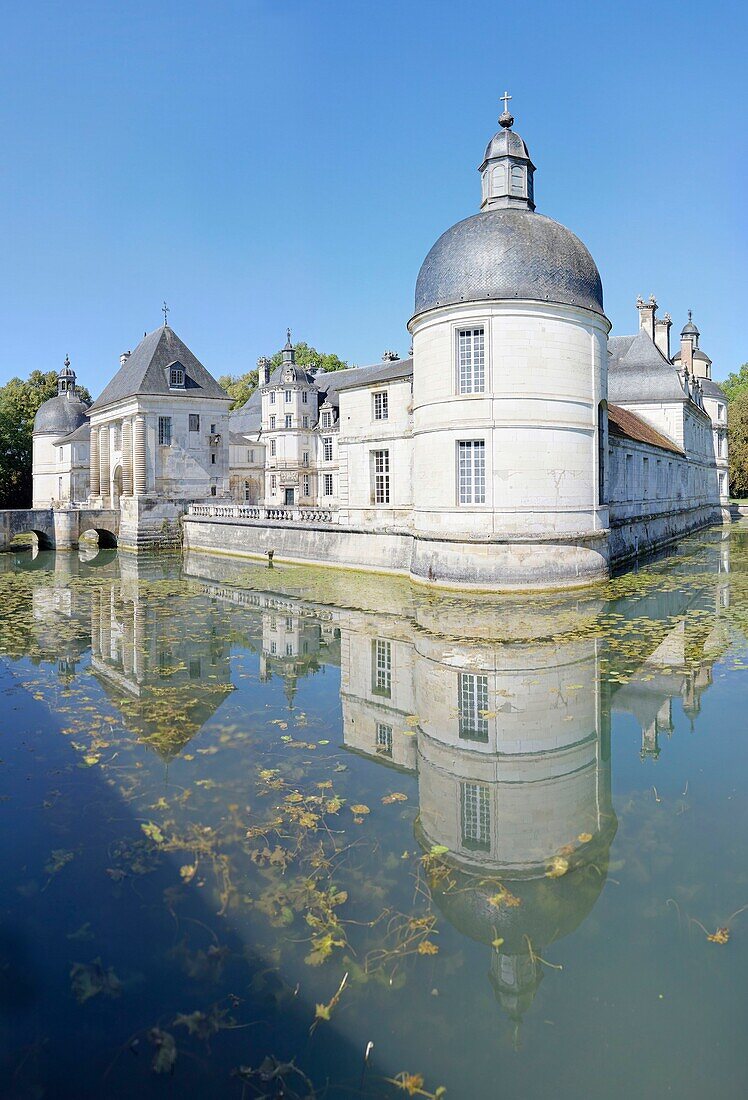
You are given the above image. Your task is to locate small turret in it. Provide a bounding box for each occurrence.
[479,92,536,212]
[282,329,295,365]
[57,355,77,398]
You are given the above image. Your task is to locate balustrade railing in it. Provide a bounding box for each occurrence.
[188,503,335,524]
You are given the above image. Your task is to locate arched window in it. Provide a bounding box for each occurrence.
[510,166,524,196]
[491,164,506,196]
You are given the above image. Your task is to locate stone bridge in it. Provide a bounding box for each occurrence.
[0,508,119,552]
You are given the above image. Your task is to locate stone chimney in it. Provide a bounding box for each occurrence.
[120,350,131,368]
[258,356,271,385]
[654,313,671,360]
[637,295,657,340]
[382,350,400,362]
[680,330,694,377]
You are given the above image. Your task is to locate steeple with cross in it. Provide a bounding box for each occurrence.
[479,93,536,213]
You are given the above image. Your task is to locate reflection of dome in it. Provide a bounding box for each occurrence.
[414,210,604,318]
[416,815,616,1020]
[33,394,88,435]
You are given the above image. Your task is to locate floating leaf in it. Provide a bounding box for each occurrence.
[140,822,165,845]
[350,804,370,815]
[45,849,74,876]
[707,927,730,944]
[577,833,593,843]
[417,940,439,955]
[382,792,408,805]
[546,856,570,878]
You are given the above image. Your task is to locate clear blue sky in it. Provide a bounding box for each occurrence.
[1,0,746,395]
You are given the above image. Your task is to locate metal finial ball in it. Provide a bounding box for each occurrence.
[499,111,514,129]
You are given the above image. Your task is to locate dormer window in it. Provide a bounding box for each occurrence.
[321,410,332,428]
[167,361,185,388]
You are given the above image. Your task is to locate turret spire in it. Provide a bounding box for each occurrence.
[479,97,535,212]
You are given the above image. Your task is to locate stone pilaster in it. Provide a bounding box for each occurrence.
[90,427,100,497]
[122,419,133,495]
[99,425,110,504]
[134,416,147,496]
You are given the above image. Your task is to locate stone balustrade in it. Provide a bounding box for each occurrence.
[188,503,335,524]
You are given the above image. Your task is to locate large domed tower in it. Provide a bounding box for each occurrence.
[32,358,89,507]
[407,99,611,590]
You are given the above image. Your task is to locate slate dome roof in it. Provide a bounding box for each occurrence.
[413,208,604,318]
[34,394,88,435]
[482,128,533,164]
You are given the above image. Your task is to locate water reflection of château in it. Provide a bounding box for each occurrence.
[184,528,732,1023]
[11,531,733,1022]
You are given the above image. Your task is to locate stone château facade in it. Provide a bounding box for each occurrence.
[31,101,730,589]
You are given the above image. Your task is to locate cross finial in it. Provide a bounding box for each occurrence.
[499,90,514,129]
[162,301,170,326]
[64,354,71,369]
[688,309,692,322]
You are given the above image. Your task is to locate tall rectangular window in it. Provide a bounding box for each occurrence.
[269,415,276,430]
[456,328,485,394]
[270,439,276,456]
[458,673,489,741]
[372,639,391,697]
[461,782,490,851]
[457,440,485,504]
[302,391,308,404]
[322,411,332,428]
[285,389,292,403]
[372,449,390,504]
[373,391,389,420]
[285,414,292,429]
[643,457,649,498]
[302,451,309,467]
[323,437,333,461]
[189,414,200,432]
[270,391,276,404]
[270,474,276,492]
[323,472,334,496]
[303,416,309,428]
[376,722,393,757]
[158,416,172,446]
[303,474,310,496]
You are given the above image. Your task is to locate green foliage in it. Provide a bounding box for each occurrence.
[0,370,91,508]
[728,390,748,498]
[267,341,348,375]
[218,369,258,411]
[219,342,349,411]
[722,363,748,403]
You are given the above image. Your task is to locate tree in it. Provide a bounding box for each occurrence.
[219,342,349,410]
[218,369,258,411]
[0,370,91,508]
[722,363,748,403]
[728,390,748,499]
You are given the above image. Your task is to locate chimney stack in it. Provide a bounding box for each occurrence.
[680,330,694,377]
[637,295,657,340]
[654,313,672,360]
[258,356,271,385]
[120,350,131,368]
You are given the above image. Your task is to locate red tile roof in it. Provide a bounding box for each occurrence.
[608,403,684,456]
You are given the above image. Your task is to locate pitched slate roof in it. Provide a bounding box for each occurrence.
[89,326,230,411]
[608,403,684,455]
[608,331,689,404]
[698,378,726,399]
[55,421,91,444]
[316,359,413,405]
[228,388,262,435]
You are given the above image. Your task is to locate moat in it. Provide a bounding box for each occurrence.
[1,525,747,1098]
